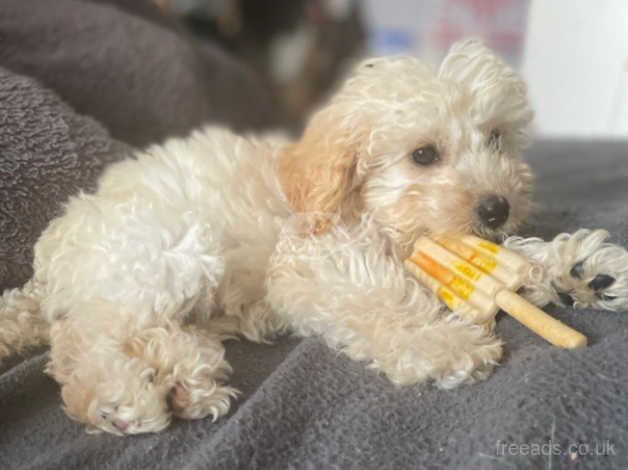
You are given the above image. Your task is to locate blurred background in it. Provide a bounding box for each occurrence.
[156,0,628,137]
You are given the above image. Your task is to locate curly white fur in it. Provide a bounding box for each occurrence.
[1,39,626,436]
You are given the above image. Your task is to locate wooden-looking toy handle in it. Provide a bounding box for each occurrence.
[496,290,587,349]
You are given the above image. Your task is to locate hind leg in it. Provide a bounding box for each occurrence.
[48,317,172,435]
[49,316,236,435]
[125,323,237,421]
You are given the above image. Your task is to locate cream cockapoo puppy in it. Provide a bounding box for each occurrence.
[1,40,627,435]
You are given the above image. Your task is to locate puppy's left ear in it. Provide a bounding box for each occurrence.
[278,105,367,232]
[438,39,518,89]
[439,39,533,147]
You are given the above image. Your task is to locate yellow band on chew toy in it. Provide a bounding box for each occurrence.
[436,237,521,290]
[415,237,503,297]
[404,259,485,322]
[409,248,498,319]
[461,235,529,274]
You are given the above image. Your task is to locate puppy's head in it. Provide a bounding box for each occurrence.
[278,39,534,254]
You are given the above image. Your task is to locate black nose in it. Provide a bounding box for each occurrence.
[476,194,510,229]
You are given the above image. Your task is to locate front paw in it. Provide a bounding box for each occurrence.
[61,377,172,436]
[382,319,503,389]
[547,230,628,311]
[94,396,171,436]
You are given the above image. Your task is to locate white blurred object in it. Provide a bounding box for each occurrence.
[523,0,628,137]
[363,0,528,65]
[269,27,316,84]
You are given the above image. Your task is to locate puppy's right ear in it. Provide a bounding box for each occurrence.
[277,105,367,232]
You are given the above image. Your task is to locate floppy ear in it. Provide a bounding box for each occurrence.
[439,39,509,86]
[439,39,533,148]
[278,105,367,225]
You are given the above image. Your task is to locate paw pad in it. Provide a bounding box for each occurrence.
[588,274,615,291]
[565,260,618,305]
[596,293,616,301]
[569,261,585,279]
[557,291,574,307]
[167,382,190,414]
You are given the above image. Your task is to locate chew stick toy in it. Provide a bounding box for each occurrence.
[405,235,588,349]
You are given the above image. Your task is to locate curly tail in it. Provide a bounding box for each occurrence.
[0,280,49,364]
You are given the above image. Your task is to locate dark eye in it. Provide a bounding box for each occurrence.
[411,145,440,165]
[488,129,502,150]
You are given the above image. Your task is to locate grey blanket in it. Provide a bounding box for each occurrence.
[2,1,628,468]
[0,67,129,290]
[0,0,276,148]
